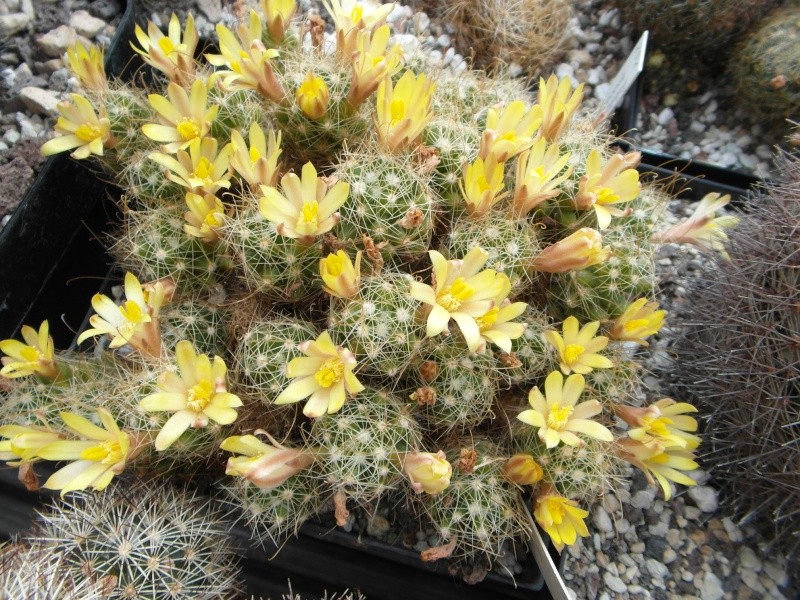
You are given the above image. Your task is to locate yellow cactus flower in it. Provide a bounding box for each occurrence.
[533,489,590,551]
[0,321,58,380]
[347,24,403,107]
[323,0,396,56]
[222,430,314,489]
[536,74,584,142]
[460,155,507,218]
[132,13,197,86]
[183,192,227,243]
[409,247,510,353]
[229,123,282,191]
[139,341,243,451]
[518,371,613,448]
[0,423,63,465]
[513,138,573,216]
[376,70,435,152]
[206,11,286,103]
[617,437,698,500]
[609,298,665,346]
[40,94,112,159]
[37,409,133,495]
[531,228,611,273]
[403,450,452,495]
[615,399,701,450]
[259,161,350,242]
[652,192,739,259]
[274,331,365,418]
[65,42,106,92]
[503,453,544,486]
[76,272,167,357]
[320,250,362,299]
[295,72,330,120]
[574,150,641,229]
[479,100,543,163]
[544,316,614,375]
[261,0,297,43]
[142,79,218,154]
[473,276,527,353]
[149,137,233,195]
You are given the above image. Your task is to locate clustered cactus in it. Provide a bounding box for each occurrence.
[0,0,721,589]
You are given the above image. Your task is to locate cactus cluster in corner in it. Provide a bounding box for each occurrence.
[0,0,724,590]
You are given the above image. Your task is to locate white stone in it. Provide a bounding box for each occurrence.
[657,107,674,126]
[69,10,106,38]
[722,517,743,542]
[738,546,762,571]
[3,128,20,144]
[603,573,627,594]
[196,0,222,22]
[701,572,724,600]
[662,548,678,564]
[631,488,656,509]
[592,506,614,533]
[18,85,60,116]
[0,12,30,36]
[688,485,718,513]
[36,25,78,57]
[645,558,669,580]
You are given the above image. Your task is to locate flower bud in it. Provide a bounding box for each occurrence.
[532,228,611,273]
[404,450,452,495]
[503,453,544,485]
[319,250,361,299]
[296,71,330,120]
[221,433,314,490]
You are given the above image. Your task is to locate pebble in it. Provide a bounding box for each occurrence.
[18,86,60,116]
[688,486,719,513]
[36,25,79,58]
[603,573,627,594]
[592,506,614,534]
[69,10,106,39]
[645,558,669,580]
[0,12,29,36]
[700,572,725,600]
[656,107,674,126]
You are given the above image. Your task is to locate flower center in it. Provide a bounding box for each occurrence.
[75,123,102,142]
[475,307,499,332]
[176,118,201,141]
[296,201,319,235]
[624,318,649,333]
[314,357,344,388]
[119,300,146,324]
[81,438,125,464]
[595,186,620,205]
[563,343,584,366]
[249,146,262,164]
[533,165,547,181]
[187,379,214,412]
[641,415,673,438]
[158,37,176,56]
[19,346,41,362]
[322,253,344,276]
[437,277,474,312]
[349,5,364,25]
[390,98,406,125]
[547,403,573,430]
[545,498,566,524]
[193,157,213,183]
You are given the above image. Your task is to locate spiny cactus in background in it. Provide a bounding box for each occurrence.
[433,0,571,74]
[28,481,242,600]
[731,5,800,125]
[671,150,800,564]
[161,298,228,355]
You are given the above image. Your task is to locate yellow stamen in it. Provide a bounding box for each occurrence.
[390,98,406,125]
[350,5,364,24]
[595,186,620,205]
[187,379,214,411]
[75,123,102,142]
[119,300,144,323]
[81,439,124,464]
[563,343,584,365]
[193,157,213,182]
[176,118,201,141]
[295,200,319,234]
[314,357,344,388]
[249,146,262,164]
[476,307,499,332]
[322,253,345,276]
[437,277,474,312]
[624,318,649,333]
[547,404,574,430]
[641,415,673,438]
[546,498,566,523]
[158,37,176,55]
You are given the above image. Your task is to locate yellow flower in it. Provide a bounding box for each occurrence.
[403,450,452,494]
[140,341,243,451]
[183,192,227,243]
[206,11,286,103]
[536,74,584,142]
[221,430,314,489]
[0,321,58,380]
[132,13,197,86]
[574,150,641,229]
[65,41,106,92]
[617,437,698,500]
[479,100,542,163]
[473,276,527,353]
[652,192,739,259]
[503,453,544,486]
[142,79,218,154]
[320,250,361,299]
[76,272,167,357]
[37,409,133,495]
[261,0,297,43]
[40,94,112,159]
[544,316,614,375]
[259,161,350,242]
[295,72,330,120]
[409,247,509,352]
[531,227,611,273]
[0,423,63,465]
[149,137,232,195]
[533,489,590,551]
[347,24,403,107]
[376,70,435,152]
[615,399,701,450]
[513,138,573,216]
[323,0,396,56]
[229,123,282,191]
[275,331,364,417]
[609,298,665,346]
[518,370,613,448]
[460,155,507,218]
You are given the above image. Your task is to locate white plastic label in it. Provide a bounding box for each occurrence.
[598,31,649,118]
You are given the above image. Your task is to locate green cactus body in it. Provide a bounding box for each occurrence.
[101,85,154,169]
[424,116,479,206]
[119,150,186,209]
[221,203,322,302]
[310,388,421,503]
[501,304,554,385]
[334,146,437,265]
[425,439,531,560]
[234,317,319,402]
[161,299,228,356]
[210,87,269,142]
[328,272,424,377]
